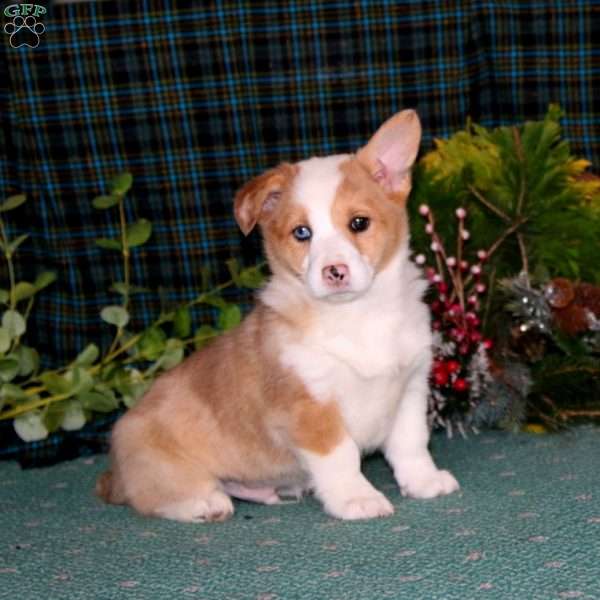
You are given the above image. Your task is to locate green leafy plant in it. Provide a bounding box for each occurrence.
[411,105,600,294]
[0,174,266,441]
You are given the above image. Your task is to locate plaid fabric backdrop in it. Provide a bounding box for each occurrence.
[1,0,599,463]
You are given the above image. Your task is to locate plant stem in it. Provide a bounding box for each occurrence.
[0,391,72,420]
[559,409,600,419]
[481,265,496,332]
[467,185,511,223]
[12,296,35,350]
[0,215,17,309]
[107,198,131,357]
[455,216,465,312]
[512,128,530,285]
[463,215,529,293]
[118,199,131,309]
[516,233,530,285]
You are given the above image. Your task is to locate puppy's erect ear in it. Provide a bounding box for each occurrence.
[356,109,422,198]
[233,164,295,236]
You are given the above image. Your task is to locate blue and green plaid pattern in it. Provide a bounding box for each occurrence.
[1,0,599,464]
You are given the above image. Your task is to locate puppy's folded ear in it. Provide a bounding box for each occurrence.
[234,164,296,235]
[356,109,422,200]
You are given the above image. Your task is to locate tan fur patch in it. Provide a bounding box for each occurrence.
[291,399,345,456]
[332,158,408,272]
[261,198,310,280]
[99,302,342,516]
[233,163,298,235]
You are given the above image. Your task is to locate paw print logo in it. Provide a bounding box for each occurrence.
[4,15,45,48]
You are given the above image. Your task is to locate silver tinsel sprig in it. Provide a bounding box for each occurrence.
[500,273,553,334]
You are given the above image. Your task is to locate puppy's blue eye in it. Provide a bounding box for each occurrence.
[292,225,312,241]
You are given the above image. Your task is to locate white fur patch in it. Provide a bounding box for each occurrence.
[278,247,431,451]
[297,436,394,520]
[292,155,375,301]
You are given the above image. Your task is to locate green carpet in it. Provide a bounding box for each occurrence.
[1,427,599,600]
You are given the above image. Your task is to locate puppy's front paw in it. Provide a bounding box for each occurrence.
[399,468,460,499]
[324,490,394,520]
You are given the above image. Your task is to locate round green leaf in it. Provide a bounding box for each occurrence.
[7,234,30,256]
[78,390,119,413]
[110,282,150,296]
[110,282,129,296]
[155,339,184,371]
[75,343,100,367]
[0,327,10,353]
[110,172,133,196]
[173,306,192,338]
[0,194,26,212]
[194,325,218,349]
[121,387,151,408]
[100,305,130,328]
[95,238,122,251]
[0,356,20,382]
[39,371,72,396]
[33,271,57,291]
[2,310,26,338]
[13,411,49,442]
[238,266,266,289]
[218,304,242,331]
[136,326,167,360]
[15,345,39,377]
[92,194,121,210]
[43,401,66,433]
[61,401,86,431]
[1,382,28,403]
[12,282,36,303]
[65,367,95,395]
[126,219,152,248]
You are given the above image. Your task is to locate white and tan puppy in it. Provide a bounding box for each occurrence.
[97,110,459,522]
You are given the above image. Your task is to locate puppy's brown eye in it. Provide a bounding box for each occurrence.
[349,216,370,233]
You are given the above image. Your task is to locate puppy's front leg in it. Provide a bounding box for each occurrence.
[384,360,460,499]
[291,401,393,520]
[299,437,394,520]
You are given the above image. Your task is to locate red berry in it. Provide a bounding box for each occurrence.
[433,370,449,386]
[483,338,493,350]
[451,328,466,342]
[453,378,469,392]
[446,360,461,374]
[448,303,461,317]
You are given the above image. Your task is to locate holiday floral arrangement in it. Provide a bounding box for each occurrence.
[0,106,598,445]
[410,105,600,434]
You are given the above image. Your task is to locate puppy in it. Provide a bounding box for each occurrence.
[96,110,459,522]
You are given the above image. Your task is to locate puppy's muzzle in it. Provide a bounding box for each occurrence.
[322,263,350,290]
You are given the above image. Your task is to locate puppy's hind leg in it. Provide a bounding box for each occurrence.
[108,417,234,523]
[124,453,235,523]
[156,485,234,523]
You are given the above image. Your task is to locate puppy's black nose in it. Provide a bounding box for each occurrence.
[322,264,350,287]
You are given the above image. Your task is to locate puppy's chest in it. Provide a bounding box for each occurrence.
[280,310,429,449]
